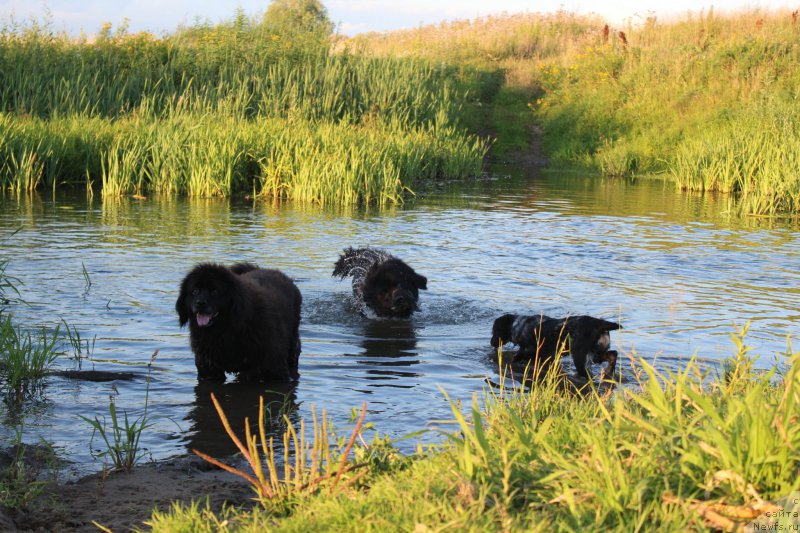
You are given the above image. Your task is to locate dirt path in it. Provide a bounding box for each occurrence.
[512,124,548,169]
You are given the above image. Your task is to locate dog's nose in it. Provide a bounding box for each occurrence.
[392,291,409,306]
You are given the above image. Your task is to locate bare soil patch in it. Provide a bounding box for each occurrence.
[8,456,252,532]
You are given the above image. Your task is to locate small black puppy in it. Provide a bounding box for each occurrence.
[176,262,302,382]
[333,247,427,318]
[491,313,620,379]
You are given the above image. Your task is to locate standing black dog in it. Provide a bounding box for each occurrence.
[490,313,621,379]
[333,247,427,318]
[176,262,302,382]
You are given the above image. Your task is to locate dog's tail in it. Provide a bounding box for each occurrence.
[491,314,517,348]
[332,247,358,278]
[332,247,388,279]
[230,262,259,275]
[597,319,621,331]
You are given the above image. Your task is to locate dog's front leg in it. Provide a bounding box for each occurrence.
[570,347,592,379]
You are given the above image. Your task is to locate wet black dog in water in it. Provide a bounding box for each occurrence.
[490,313,620,379]
[176,262,302,382]
[333,247,427,318]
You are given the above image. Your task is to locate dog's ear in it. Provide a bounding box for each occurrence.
[176,285,190,327]
[414,273,428,290]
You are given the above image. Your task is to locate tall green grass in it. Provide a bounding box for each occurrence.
[149,329,800,531]
[671,106,800,216]
[528,9,800,216]
[0,13,489,203]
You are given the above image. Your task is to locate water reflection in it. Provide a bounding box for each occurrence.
[359,320,419,360]
[356,319,420,383]
[185,381,298,458]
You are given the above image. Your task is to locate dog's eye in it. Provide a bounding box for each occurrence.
[192,288,199,295]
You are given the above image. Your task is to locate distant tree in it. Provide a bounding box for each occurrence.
[263,0,334,37]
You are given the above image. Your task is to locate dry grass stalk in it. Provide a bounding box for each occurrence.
[193,394,369,501]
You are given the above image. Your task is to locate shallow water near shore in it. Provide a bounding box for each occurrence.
[1,166,799,478]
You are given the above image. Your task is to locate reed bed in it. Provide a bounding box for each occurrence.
[671,107,800,216]
[0,19,456,126]
[0,111,486,205]
[0,14,488,202]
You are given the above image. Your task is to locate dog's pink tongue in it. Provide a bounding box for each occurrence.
[196,313,212,327]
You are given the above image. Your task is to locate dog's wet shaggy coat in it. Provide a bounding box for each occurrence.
[333,247,427,318]
[491,313,620,379]
[176,262,302,382]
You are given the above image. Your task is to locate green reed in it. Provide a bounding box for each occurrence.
[0,314,61,402]
[254,115,487,205]
[0,111,487,204]
[0,19,461,127]
[80,351,157,473]
[60,318,96,370]
[670,107,800,216]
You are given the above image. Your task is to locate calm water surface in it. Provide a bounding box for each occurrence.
[1,168,799,476]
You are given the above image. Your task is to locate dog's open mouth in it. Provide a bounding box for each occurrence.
[195,312,218,327]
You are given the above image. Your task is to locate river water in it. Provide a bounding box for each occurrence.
[1,167,798,476]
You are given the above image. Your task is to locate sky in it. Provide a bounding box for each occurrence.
[0,0,794,37]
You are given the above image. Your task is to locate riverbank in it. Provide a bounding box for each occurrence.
[351,9,800,217]
[1,112,797,531]
[150,340,800,531]
[4,455,251,532]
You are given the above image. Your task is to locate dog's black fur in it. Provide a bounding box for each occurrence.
[491,313,620,379]
[332,247,427,318]
[176,262,302,382]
